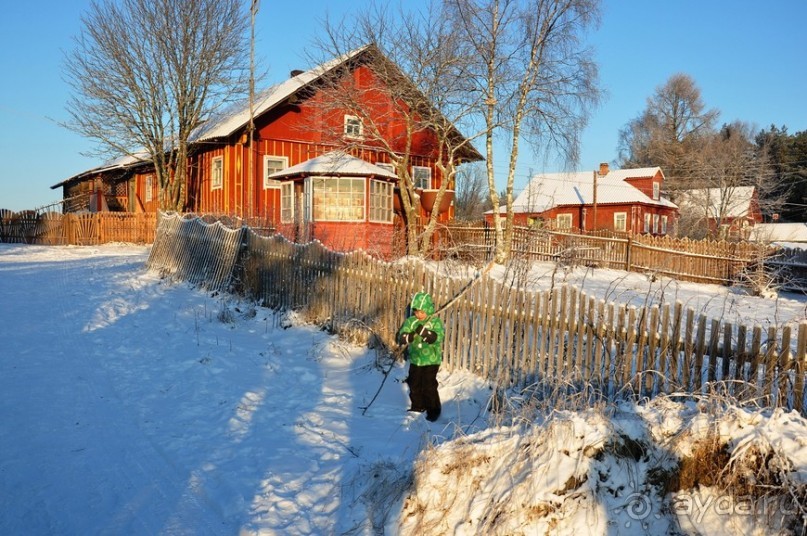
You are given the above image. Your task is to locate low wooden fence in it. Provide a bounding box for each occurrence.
[146,214,243,291]
[439,224,773,287]
[0,211,157,245]
[765,247,807,293]
[147,213,807,414]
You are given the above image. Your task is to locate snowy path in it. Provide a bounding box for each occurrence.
[0,245,489,535]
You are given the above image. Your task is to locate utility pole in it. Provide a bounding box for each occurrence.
[592,170,597,232]
[247,0,259,220]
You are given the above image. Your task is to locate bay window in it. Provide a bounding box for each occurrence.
[280,182,294,223]
[369,180,393,223]
[309,177,365,222]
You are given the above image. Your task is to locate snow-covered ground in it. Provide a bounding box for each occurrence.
[1,243,806,535]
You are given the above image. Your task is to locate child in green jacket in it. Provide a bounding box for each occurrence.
[397,292,445,422]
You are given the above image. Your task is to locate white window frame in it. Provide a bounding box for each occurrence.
[652,182,660,200]
[144,174,153,203]
[369,179,393,223]
[643,213,651,233]
[211,156,223,190]
[613,212,627,232]
[280,182,294,224]
[375,162,396,176]
[412,166,431,190]
[661,215,668,234]
[344,115,363,139]
[263,155,287,189]
[556,213,572,229]
[653,214,660,234]
[309,176,365,222]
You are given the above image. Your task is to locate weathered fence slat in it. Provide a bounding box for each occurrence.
[143,215,807,417]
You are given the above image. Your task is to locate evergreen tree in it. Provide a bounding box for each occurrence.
[756,126,807,222]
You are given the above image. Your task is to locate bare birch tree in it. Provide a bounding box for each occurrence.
[445,0,602,263]
[313,1,599,260]
[64,0,250,211]
[310,3,483,257]
[455,162,491,221]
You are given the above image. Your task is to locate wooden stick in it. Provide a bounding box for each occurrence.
[360,260,496,416]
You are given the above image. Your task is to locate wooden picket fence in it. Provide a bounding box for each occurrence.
[765,246,807,293]
[146,214,244,291]
[439,224,771,287]
[0,211,157,245]
[147,213,807,414]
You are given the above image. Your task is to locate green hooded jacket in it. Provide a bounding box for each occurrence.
[397,292,445,366]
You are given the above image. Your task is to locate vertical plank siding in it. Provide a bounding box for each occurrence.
[146,214,807,416]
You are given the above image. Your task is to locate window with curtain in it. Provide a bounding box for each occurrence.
[310,177,365,221]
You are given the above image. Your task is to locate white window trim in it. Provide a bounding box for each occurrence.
[643,213,651,233]
[344,115,363,139]
[652,182,660,200]
[613,212,627,232]
[280,182,294,224]
[309,176,366,222]
[375,162,396,176]
[556,213,572,229]
[211,156,223,190]
[369,179,394,224]
[653,214,660,234]
[263,155,288,189]
[412,166,432,190]
[661,215,668,234]
[144,175,153,203]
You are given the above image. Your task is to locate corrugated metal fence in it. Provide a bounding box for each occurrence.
[147,213,807,414]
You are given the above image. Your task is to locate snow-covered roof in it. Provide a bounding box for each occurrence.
[751,222,807,244]
[676,187,757,219]
[54,42,480,189]
[53,46,373,188]
[267,151,398,180]
[506,167,677,214]
[52,152,152,189]
[191,45,372,143]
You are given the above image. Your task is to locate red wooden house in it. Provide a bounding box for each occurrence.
[52,45,481,258]
[488,163,679,235]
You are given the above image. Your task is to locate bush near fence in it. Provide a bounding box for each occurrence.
[146,213,807,415]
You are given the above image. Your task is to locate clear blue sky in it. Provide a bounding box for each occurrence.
[1,0,805,212]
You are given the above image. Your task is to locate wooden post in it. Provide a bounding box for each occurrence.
[592,170,597,232]
[794,322,807,414]
[624,233,632,271]
[778,326,792,408]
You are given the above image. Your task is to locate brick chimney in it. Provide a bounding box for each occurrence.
[598,162,609,177]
